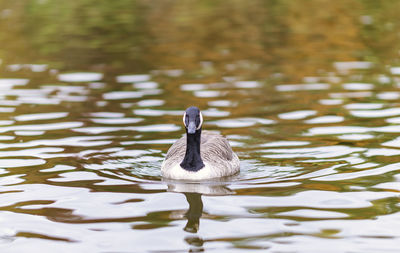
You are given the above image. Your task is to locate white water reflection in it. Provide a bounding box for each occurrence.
[90,118,143,124]
[193,90,223,98]
[342,82,374,90]
[304,116,344,124]
[261,146,365,159]
[136,99,164,107]
[334,61,373,74]
[234,81,261,88]
[319,99,343,105]
[314,162,400,181]
[15,131,45,136]
[276,83,330,92]
[0,122,83,133]
[58,72,103,82]
[15,112,68,121]
[376,91,400,100]
[337,134,374,140]
[103,90,162,100]
[278,110,316,120]
[0,78,29,86]
[133,81,158,89]
[180,83,208,91]
[0,158,45,167]
[350,108,400,118]
[344,103,383,109]
[116,74,150,83]
[330,91,373,98]
[208,118,275,128]
[207,100,237,107]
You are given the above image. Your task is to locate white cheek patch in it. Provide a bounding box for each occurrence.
[183,112,187,127]
[197,112,203,130]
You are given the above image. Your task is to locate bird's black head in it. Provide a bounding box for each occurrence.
[183,106,203,134]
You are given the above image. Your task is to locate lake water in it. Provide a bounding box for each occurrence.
[1,1,400,252]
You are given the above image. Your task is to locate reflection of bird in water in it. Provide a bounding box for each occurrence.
[165,178,235,233]
[165,179,235,251]
[183,193,203,233]
[161,106,240,180]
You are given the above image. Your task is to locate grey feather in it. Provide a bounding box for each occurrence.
[162,130,240,179]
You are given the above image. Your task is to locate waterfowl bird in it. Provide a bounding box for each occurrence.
[161,106,240,180]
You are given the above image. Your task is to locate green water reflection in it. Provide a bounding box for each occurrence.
[1,0,400,78]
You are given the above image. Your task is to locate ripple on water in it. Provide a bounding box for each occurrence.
[306,126,369,135]
[232,190,395,209]
[390,67,400,75]
[90,118,143,125]
[259,141,310,147]
[330,91,373,98]
[133,109,182,116]
[261,145,365,159]
[0,136,14,140]
[304,116,344,124]
[334,61,373,74]
[275,83,330,91]
[314,162,400,181]
[319,99,343,105]
[234,81,261,88]
[14,112,69,121]
[57,72,103,82]
[0,78,29,87]
[342,82,374,90]
[0,174,25,186]
[344,103,383,110]
[89,112,125,118]
[350,108,400,118]
[136,99,165,107]
[382,137,400,148]
[377,91,400,100]
[103,90,162,100]
[72,124,180,134]
[208,118,275,128]
[337,134,375,140]
[0,158,45,168]
[116,74,150,83]
[0,120,14,125]
[133,81,158,89]
[193,90,224,98]
[278,110,317,120]
[14,131,45,136]
[208,100,237,107]
[0,122,83,133]
[180,83,208,91]
[277,209,348,219]
[386,117,400,124]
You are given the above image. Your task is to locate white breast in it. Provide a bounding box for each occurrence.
[162,162,217,180]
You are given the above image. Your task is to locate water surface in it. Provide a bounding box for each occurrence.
[0,1,400,252]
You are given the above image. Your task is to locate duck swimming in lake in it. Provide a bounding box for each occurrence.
[161,106,240,180]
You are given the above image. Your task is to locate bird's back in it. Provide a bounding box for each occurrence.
[161,130,240,179]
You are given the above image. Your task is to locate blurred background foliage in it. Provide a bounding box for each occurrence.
[0,0,400,80]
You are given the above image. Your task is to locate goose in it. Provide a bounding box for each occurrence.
[161,106,240,180]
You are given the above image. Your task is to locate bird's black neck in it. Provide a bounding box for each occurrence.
[180,129,205,172]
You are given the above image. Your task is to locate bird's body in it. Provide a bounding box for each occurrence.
[161,107,240,180]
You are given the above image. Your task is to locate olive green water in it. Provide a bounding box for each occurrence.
[0,1,400,252]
